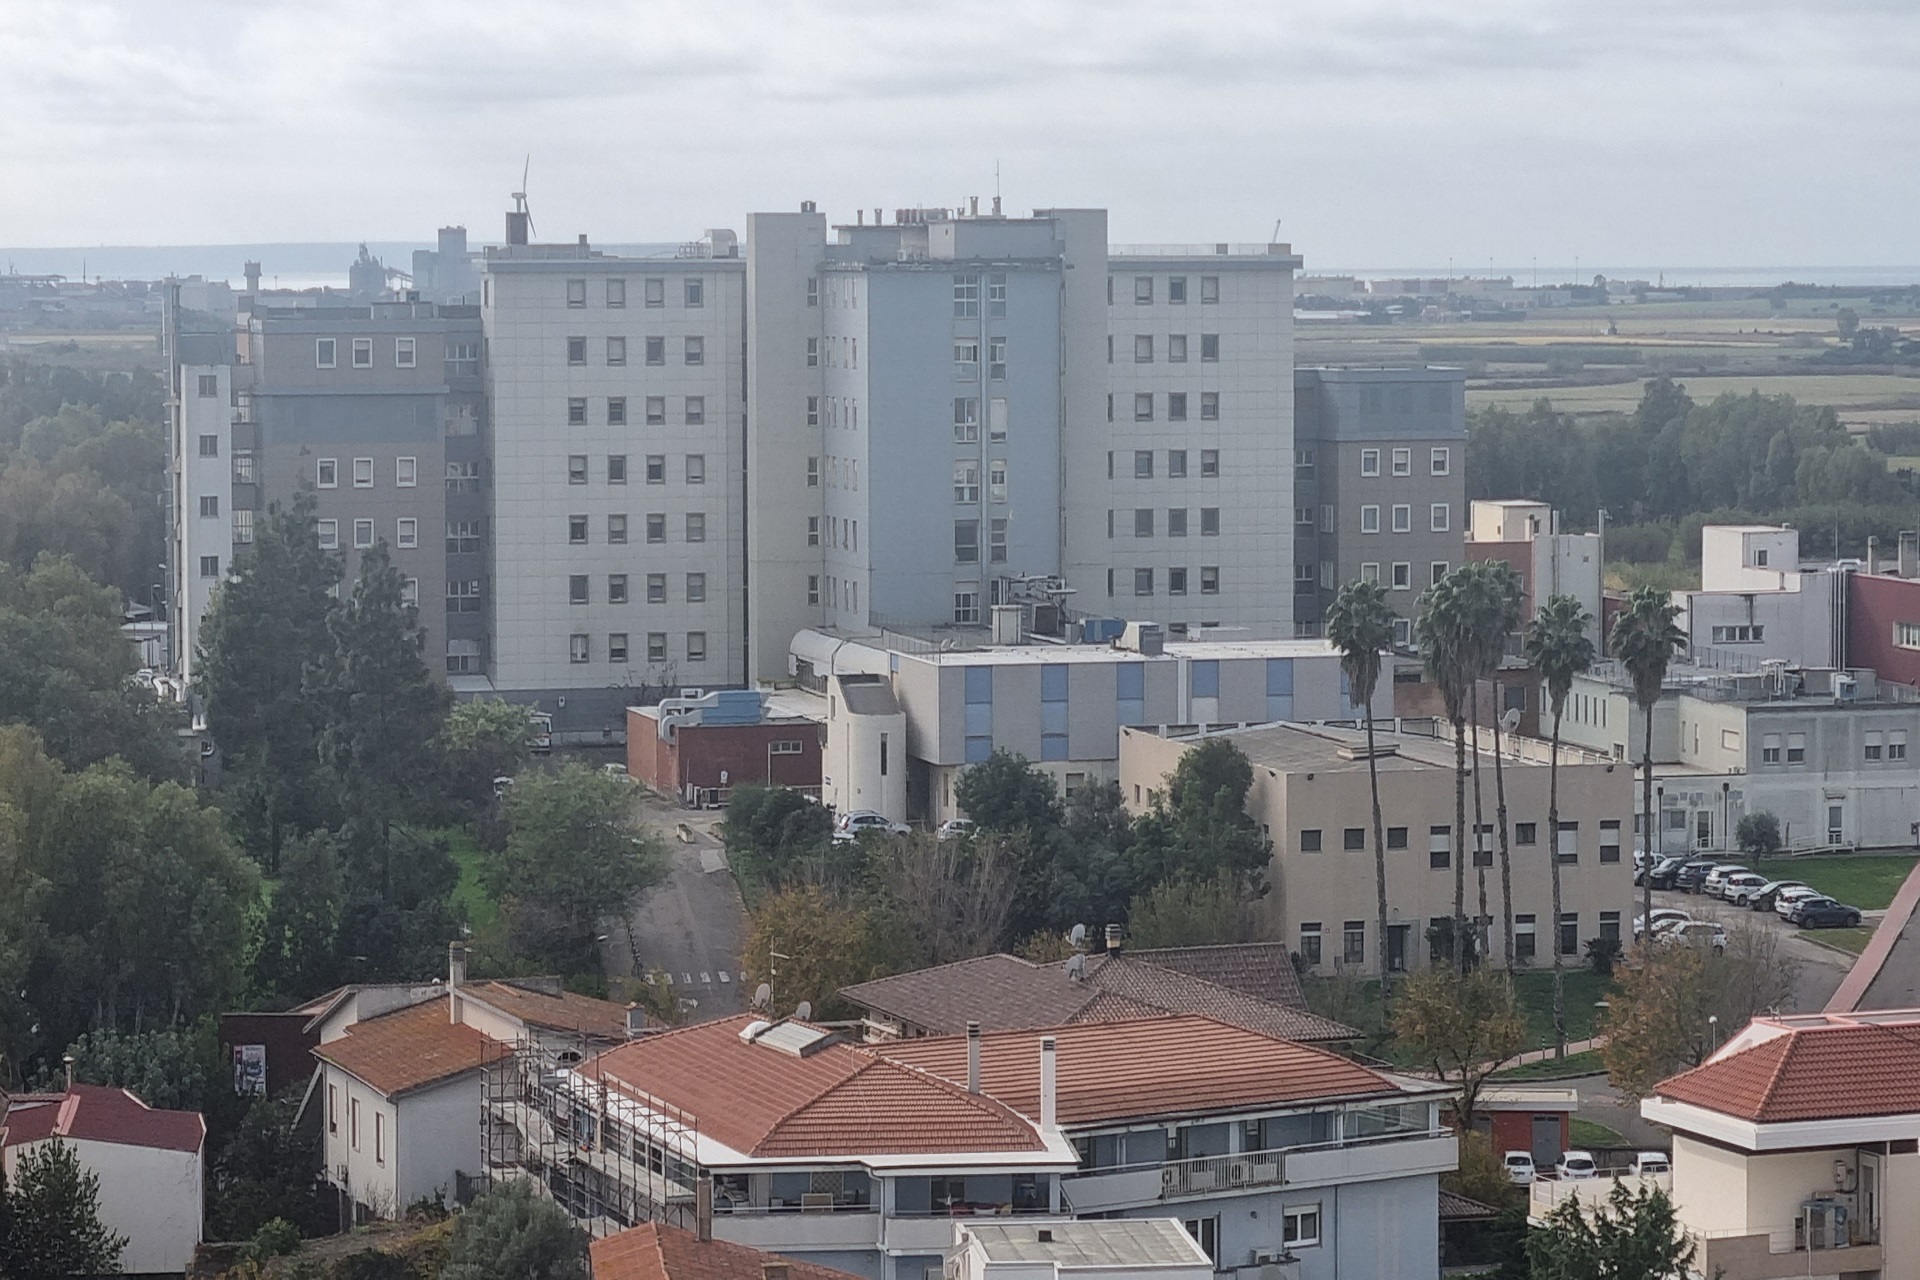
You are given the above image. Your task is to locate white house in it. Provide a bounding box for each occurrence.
[2,1083,206,1274]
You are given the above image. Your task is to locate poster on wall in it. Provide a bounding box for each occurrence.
[234,1043,267,1096]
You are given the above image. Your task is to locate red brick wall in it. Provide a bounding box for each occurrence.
[678,722,821,791]
[1849,574,1920,690]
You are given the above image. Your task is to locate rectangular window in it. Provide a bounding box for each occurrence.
[569,633,590,663]
[1600,819,1622,863]
[646,574,666,604]
[1168,276,1187,304]
[1892,731,1909,760]
[954,520,980,564]
[570,515,590,544]
[645,336,665,366]
[607,514,627,544]
[1200,507,1219,537]
[1361,562,1381,584]
[606,278,627,307]
[988,274,1006,316]
[1429,825,1451,869]
[687,632,708,662]
[1169,567,1187,595]
[199,495,220,518]
[1343,827,1366,851]
[1299,829,1323,852]
[1169,334,1188,363]
[608,574,629,605]
[1168,449,1188,478]
[1387,826,1408,849]
[232,450,255,482]
[199,555,220,578]
[954,590,981,624]
[1168,392,1188,421]
[955,463,981,504]
[567,336,587,366]
[988,397,1007,441]
[1515,822,1537,845]
[989,459,1008,503]
[1201,449,1218,477]
[1135,334,1155,363]
[1169,508,1188,537]
[1515,915,1537,961]
[568,397,588,425]
[1599,911,1622,944]
[806,277,819,307]
[685,512,706,542]
[565,278,587,308]
[1391,562,1411,590]
[1787,732,1806,764]
[1200,392,1219,420]
[806,457,820,487]
[644,278,665,307]
[606,336,627,367]
[647,633,668,662]
[318,519,338,549]
[1135,393,1154,422]
[1391,503,1411,534]
[396,518,417,549]
[1431,447,1451,476]
[608,633,629,663]
[1432,561,1450,587]
[953,398,980,442]
[1360,505,1380,534]
[568,454,588,484]
[1298,923,1322,967]
[446,580,483,612]
[1200,333,1219,362]
[1134,508,1155,538]
[1343,921,1366,965]
[1200,276,1219,303]
[686,572,706,603]
[350,1098,359,1149]
[1135,450,1154,479]
[1430,503,1451,532]
[569,574,589,606]
[685,396,705,425]
[806,516,820,546]
[684,336,705,366]
[353,519,374,549]
[684,454,705,484]
[1200,566,1219,595]
[393,337,416,369]
[608,455,627,484]
[1134,568,1155,597]
[1556,821,1579,865]
[954,341,979,379]
[608,396,627,426]
[684,278,704,307]
[1559,913,1579,957]
[351,338,372,368]
[807,575,820,606]
[353,456,374,488]
[1391,447,1411,476]
[315,338,336,369]
[953,274,979,317]
[1134,276,1153,305]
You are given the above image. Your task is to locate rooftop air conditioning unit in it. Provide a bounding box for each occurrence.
[679,687,705,699]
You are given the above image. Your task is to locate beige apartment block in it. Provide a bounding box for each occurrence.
[1118,722,1635,975]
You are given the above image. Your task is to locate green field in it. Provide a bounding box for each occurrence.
[1307,966,1615,1067]
[1467,373,1920,422]
[1570,1117,1627,1148]
[1809,926,1877,955]
[1768,854,1917,910]
[1494,1048,1607,1081]
[444,825,500,933]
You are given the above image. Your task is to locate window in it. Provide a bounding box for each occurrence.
[1431,446,1451,475]
[954,590,981,624]
[1168,276,1187,304]
[608,396,627,426]
[686,512,705,542]
[684,278,703,307]
[687,632,708,662]
[199,495,220,518]
[315,338,336,368]
[1168,392,1188,421]
[1343,827,1366,851]
[1200,392,1219,420]
[318,519,338,549]
[647,633,668,661]
[644,277,665,307]
[684,336,705,366]
[685,396,705,425]
[1361,448,1381,477]
[1169,508,1188,537]
[602,277,626,308]
[397,518,417,549]
[1361,505,1380,534]
[353,519,374,549]
[1200,449,1219,477]
[1893,730,1909,760]
[1430,503,1451,532]
[807,576,820,605]
[569,633,590,663]
[1387,826,1409,849]
[1134,334,1154,364]
[607,514,627,544]
[1391,504,1411,533]
[352,338,372,368]
[1169,567,1187,595]
[1343,921,1366,965]
[1182,1217,1219,1267]
[1599,911,1622,944]
[1200,275,1219,303]
[1558,913,1579,957]
[1515,915,1537,961]
[1787,732,1806,764]
[1135,450,1154,479]
[954,340,979,379]
[609,633,629,663]
[953,275,979,317]
[1755,547,1770,567]
[646,574,666,604]
[1298,923,1322,967]
[1473,822,1494,866]
[806,457,820,487]
[353,456,374,487]
[570,515,590,544]
[568,455,589,484]
[989,397,1008,441]
[1711,624,1766,643]
[1431,561,1450,586]
[233,450,255,482]
[1133,508,1154,538]
[568,397,588,425]
[567,336,587,366]
[989,459,1007,503]
[1169,449,1188,477]
[199,555,220,578]
[1299,829,1323,852]
[1200,333,1219,362]
[955,463,981,504]
[602,336,626,367]
[447,461,483,493]
[1169,334,1188,363]
[1391,447,1411,476]
[686,572,707,603]
[1134,393,1154,422]
[646,396,666,425]
[1556,821,1579,865]
[1391,562,1411,590]
[393,337,416,369]
[1134,568,1155,597]
[1515,822,1537,845]
[1200,507,1219,537]
[806,277,819,307]
[954,520,979,564]
[571,575,593,607]
[447,580,482,612]
[1429,825,1451,868]
[1199,566,1219,594]
[563,277,588,308]
[608,455,628,484]
[806,516,820,546]
[1134,276,1153,305]
[350,1098,360,1150]
[1600,820,1622,863]
[642,336,665,367]
[1282,1205,1321,1249]
[988,274,1006,316]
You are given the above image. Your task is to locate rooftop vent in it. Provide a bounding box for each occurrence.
[1037,1229,1054,1244]
[741,1019,837,1057]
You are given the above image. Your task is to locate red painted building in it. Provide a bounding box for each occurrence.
[1847,571,1920,691]
[627,703,821,805]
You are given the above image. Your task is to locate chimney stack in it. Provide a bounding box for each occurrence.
[63,1054,74,1091]
[1104,923,1122,955]
[966,1021,982,1093]
[1868,536,1879,574]
[448,942,467,1025]
[1901,531,1919,579]
[1039,1036,1057,1129]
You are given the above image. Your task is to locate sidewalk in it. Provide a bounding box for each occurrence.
[1502,1036,1605,1070]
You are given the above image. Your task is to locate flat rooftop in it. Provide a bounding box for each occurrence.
[893,639,1345,667]
[965,1219,1210,1269]
[1146,721,1605,775]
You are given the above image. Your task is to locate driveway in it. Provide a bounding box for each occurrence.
[1636,885,1854,1011]
[604,793,751,1020]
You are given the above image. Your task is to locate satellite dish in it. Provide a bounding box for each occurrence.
[795,1000,814,1021]
[1064,955,1086,981]
[1501,707,1522,731]
[1068,924,1088,948]
[753,983,772,1009]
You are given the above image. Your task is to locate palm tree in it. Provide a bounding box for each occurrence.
[1525,593,1596,1059]
[1327,579,1398,996]
[1610,585,1685,945]
[1477,562,1526,971]
[1416,575,1473,971]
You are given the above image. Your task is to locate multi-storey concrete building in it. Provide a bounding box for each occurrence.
[481,232,748,734]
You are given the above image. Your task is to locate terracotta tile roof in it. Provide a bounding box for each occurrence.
[878,1015,1401,1126]
[1077,956,1356,1043]
[1120,942,1311,1009]
[579,1015,1046,1159]
[1657,1020,1920,1123]
[1,1084,204,1155]
[312,998,495,1097]
[1438,1190,1498,1221]
[841,955,1095,1033]
[467,981,634,1040]
[1065,990,1166,1023]
[592,1221,866,1280]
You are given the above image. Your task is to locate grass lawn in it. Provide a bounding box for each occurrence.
[442,825,500,934]
[1766,854,1917,910]
[1806,926,1876,955]
[1513,968,1613,1047]
[1570,1117,1627,1148]
[1493,1049,1606,1081]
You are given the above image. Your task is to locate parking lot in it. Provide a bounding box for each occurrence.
[1633,878,1865,1012]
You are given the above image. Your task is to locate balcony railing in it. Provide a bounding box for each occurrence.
[1063,1128,1454,1212]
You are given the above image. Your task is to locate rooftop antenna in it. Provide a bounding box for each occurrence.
[1270,217,1283,245]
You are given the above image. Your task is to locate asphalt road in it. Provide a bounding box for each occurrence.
[1638,884,1856,1011]
[604,794,751,1020]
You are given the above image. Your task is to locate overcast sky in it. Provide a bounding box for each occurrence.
[4,0,1916,269]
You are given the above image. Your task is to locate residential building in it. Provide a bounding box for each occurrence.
[949,1219,1212,1280]
[626,689,822,805]
[1556,661,1920,853]
[1639,1008,1920,1278]
[792,629,1392,826]
[492,1012,1454,1280]
[593,1220,869,1280]
[1118,721,1635,973]
[1844,530,1920,690]
[1292,368,1468,639]
[840,944,1354,1044]
[1,1084,206,1274]
[1673,525,1847,671]
[481,229,748,735]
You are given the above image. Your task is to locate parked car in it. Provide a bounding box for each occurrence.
[1555,1151,1598,1180]
[1671,859,1725,893]
[1741,878,1805,910]
[1774,885,1824,918]
[1634,908,1691,940]
[1504,1151,1536,1186]
[936,818,977,841]
[1790,896,1863,929]
[832,810,910,842]
[1703,865,1756,899]
[1631,1151,1671,1176]
[1646,856,1691,890]
[1713,870,1765,902]
[1658,920,1728,954]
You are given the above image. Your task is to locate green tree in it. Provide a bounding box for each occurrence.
[1445,1130,1519,1211]
[740,883,892,1019]
[1837,307,1861,341]
[0,555,179,779]
[197,493,341,868]
[0,1140,127,1278]
[1125,872,1263,949]
[1325,578,1397,994]
[440,1180,589,1280]
[723,784,833,891]
[954,748,1064,835]
[870,832,1017,966]
[1462,561,1526,969]
[60,1026,211,1112]
[1735,812,1783,865]
[1126,737,1269,890]
[1526,594,1597,1056]
[1417,574,1475,969]
[249,830,347,1003]
[1526,1179,1697,1279]
[205,1092,333,1241]
[1390,965,1527,1128]
[489,764,665,973]
[442,699,534,815]
[1610,585,1684,939]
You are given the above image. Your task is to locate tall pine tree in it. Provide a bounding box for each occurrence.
[1,1140,127,1278]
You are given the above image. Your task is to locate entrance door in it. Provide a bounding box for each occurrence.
[1829,804,1845,844]
[1531,1114,1563,1168]
[1695,810,1713,849]
[1387,923,1410,973]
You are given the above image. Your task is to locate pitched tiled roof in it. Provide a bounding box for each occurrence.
[841,955,1096,1033]
[467,980,633,1040]
[1438,1190,1497,1221]
[579,1015,1046,1159]
[1078,955,1355,1043]
[878,1015,1400,1126]
[593,1221,867,1280]
[1657,1021,1920,1123]
[312,998,494,1097]
[1121,942,1311,1009]
[2,1084,204,1155]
